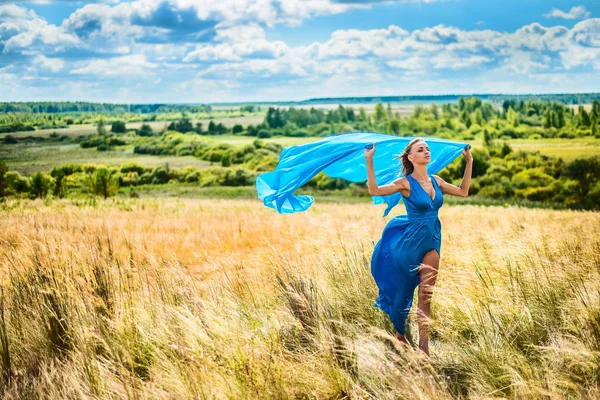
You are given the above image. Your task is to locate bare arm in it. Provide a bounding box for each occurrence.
[365,143,408,196]
[434,147,473,197]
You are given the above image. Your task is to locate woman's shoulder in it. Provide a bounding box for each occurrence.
[392,176,410,190]
[431,175,445,186]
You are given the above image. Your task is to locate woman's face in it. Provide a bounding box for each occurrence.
[408,140,430,165]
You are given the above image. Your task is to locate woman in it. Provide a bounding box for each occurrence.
[364,138,473,356]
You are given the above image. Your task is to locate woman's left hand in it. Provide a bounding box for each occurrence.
[463,146,473,162]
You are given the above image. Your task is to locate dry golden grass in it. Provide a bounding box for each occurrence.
[0,198,598,399]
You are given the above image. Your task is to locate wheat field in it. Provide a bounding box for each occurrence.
[0,198,598,399]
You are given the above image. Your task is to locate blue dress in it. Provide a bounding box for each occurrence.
[371,173,443,335]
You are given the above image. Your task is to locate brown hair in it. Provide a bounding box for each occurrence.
[396,138,424,176]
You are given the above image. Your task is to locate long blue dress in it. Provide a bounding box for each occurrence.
[372,173,444,334]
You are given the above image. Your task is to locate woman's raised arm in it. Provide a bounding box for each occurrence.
[364,143,407,196]
[434,146,473,197]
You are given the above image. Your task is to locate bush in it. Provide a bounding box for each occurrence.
[51,164,83,177]
[512,168,555,189]
[88,168,118,198]
[0,161,7,197]
[222,168,256,186]
[257,129,272,139]
[120,163,146,175]
[108,137,126,146]
[28,172,52,199]
[111,121,127,133]
[150,166,171,184]
[3,135,17,144]
[4,171,28,195]
[138,124,153,136]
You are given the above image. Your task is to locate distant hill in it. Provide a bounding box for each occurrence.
[226,93,600,107]
[2,93,600,114]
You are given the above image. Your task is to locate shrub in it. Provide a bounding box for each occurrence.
[111,121,127,133]
[138,124,153,136]
[120,163,146,175]
[29,172,52,199]
[3,135,17,144]
[4,171,28,195]
[512,168,555,189]
[88,168,118,199]
[257,129,272,139]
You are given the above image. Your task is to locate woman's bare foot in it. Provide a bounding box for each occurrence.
[395,332,411,349]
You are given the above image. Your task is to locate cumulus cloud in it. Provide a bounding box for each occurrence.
[544,6,591,20]
[2,17,80,53]
[33,55,65,72]
[3,0,600,101]
[70,54,157,76]
[0,4,37,19]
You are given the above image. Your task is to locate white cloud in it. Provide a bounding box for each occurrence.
[2,17,80,53]
[70,54,157,76]
[544,6,591,20]
[33,55,65,72]
[0,4,37,19]
[430,53,491,69]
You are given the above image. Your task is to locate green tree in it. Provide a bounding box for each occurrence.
[543,109,552,129]
[53,170,66,198]
[89,168,118,199]
[138,124,153,136]
[591,114,598,136]
[0,160,7,198]
[483,129,493,147]
[358,107,368,122]
[232,124,244,134]
[565,156,600,197]
[97,118,106,135]
[208,121,216,134]
[111,121,126,133]
[29,172,52,199]
[474,109,483,126]
[431,103,439,120]
[386,103,393,119]
[579,106,590,127]
[387,119,400,135]
[221,153,232,167]
[507,107,519,127]
[373,103,386,123]
[556,109,565,129]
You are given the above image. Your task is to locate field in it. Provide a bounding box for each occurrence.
[0,143,212,175]
[2,134,599,176]
[6,115,266,139]
[0,198,598,398]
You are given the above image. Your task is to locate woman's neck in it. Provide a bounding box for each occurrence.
[411,165,429,181]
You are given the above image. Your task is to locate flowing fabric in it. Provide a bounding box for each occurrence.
[256,132,467,216]
[255,132,469,334]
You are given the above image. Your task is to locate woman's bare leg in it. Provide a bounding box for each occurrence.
[417,249,440,356]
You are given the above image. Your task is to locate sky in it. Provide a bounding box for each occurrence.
[0,0,599,103]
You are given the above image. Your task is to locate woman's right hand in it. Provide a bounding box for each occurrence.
[364,142,376,159]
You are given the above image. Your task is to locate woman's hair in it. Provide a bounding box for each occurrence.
[396,138,424,176]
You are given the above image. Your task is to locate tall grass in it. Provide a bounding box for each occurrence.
[0,198,598,398]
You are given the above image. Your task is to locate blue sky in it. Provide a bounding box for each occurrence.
[1,0,599,103]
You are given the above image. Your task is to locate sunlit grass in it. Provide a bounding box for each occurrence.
[0,198,598,398]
